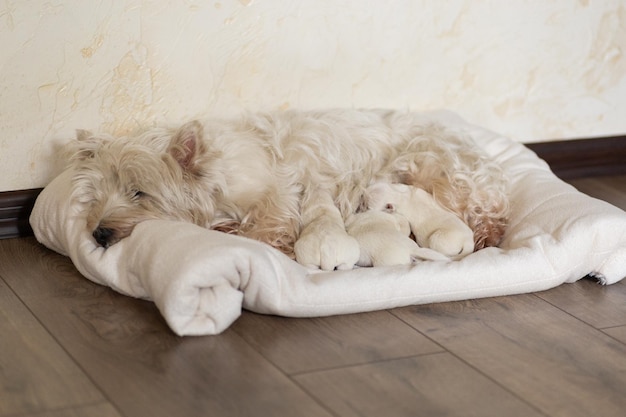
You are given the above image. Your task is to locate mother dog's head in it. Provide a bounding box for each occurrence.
[67,121,220,248]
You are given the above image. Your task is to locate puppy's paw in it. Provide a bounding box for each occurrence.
[368,237,450,267]
[368,237,416,267]
[294,227,361,271]
[425,226,474,258]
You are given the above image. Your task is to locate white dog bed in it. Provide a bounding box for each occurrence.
[30,111,626,336]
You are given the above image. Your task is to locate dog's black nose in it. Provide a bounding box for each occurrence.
[92,227,113,248]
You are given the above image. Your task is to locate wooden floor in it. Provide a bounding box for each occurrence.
[1,175,626,417]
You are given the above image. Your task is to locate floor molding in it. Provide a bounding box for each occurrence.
[1,135,624,240]
[0,188,42,240]
[525,135,626,179]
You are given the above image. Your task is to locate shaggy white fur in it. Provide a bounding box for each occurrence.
[67,109,510,270]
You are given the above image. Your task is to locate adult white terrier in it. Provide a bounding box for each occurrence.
[67,109,510,270]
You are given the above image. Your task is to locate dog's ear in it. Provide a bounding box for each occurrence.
[168,120,206,171]
[76,129,93,141]
[71,129,99,160]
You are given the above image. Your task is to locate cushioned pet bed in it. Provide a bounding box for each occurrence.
[30,111,626,336]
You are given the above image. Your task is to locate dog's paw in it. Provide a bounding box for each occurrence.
[424,226,474,258]
[294,227,361,271]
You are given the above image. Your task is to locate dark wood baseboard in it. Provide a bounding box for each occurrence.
[0,188,43,240]
[0,135,624,240]
[525,135,626,179]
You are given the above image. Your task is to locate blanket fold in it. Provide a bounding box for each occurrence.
[30,111,626,335]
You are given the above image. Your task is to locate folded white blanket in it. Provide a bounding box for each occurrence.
[30,111,626,335]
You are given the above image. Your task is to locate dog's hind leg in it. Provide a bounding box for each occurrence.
[294,188,361,270]
[390,130,509,250]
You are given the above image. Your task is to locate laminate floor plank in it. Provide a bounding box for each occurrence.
[20,402,122,417]
[391,294,626,417]
[0,238,332,417]
[535,277,626,328]
[603,325,626,344]
[294,352,545,417]
[232,310,442,374]
[0,278,106,416]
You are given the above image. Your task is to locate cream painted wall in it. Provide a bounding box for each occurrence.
[1,0,625,191]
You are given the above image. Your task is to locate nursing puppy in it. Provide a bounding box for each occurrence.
[67,109,510,270]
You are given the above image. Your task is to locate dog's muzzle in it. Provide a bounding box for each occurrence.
[92,227,114,248]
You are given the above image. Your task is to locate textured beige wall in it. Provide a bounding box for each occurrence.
[1,0,625,191]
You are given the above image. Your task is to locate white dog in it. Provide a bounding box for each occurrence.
[363,182,475,258]
[345,210,449,268]
[67,109,510,270]
[345,182,475,267]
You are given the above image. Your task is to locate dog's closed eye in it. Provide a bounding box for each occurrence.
[384,203,395,212]
[132,190,146,199]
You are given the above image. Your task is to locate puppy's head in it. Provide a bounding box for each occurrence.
[361,182,412,213]
[68,121,217,248]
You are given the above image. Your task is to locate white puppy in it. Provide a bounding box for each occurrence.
[359,182,475,261]
[346,208,449,267]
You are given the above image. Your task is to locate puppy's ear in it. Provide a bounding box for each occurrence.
[361,183,388,211]
[168,120,207,171]
[76,129,93,142]
[70,129,99,160]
